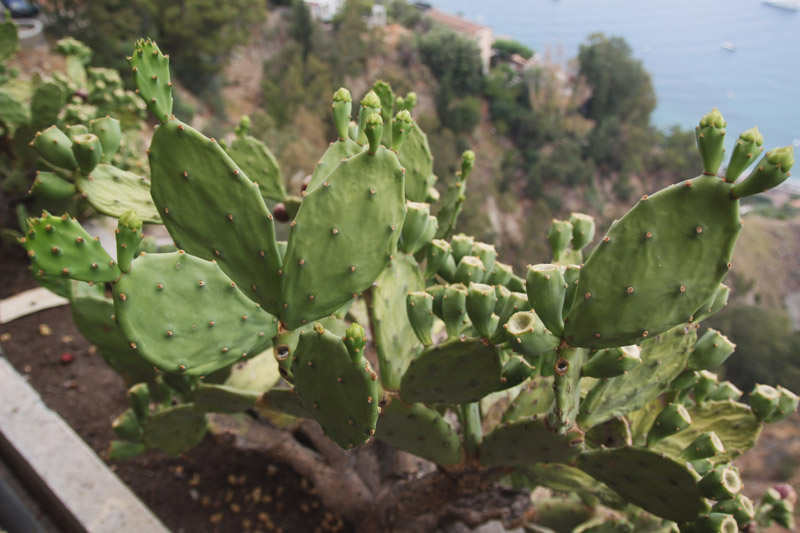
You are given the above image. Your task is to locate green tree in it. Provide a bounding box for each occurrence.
[492,39,534,61]
[577,33,655,125]
[418,26,483,98]
[289,0,316,61]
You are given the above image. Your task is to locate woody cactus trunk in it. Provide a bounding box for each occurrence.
[18,39,799,532]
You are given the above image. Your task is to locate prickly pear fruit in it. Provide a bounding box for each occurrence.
[679,431,726,461]
[115,210,143,273]
[689,329,736,371]
[504,311,560,364]
[407,291,435,346]
[698,465,742,500]
[466,283,497,338]
[526,264,566,336]
[442,283,468,338]
[32,125,78,170]
[424,239,451,278]
[90,116,122,163]
[581,345,641,378]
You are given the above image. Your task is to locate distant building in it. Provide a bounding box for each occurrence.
[304,0,344,22]
[424,8,493,73]
[367,4,387,28]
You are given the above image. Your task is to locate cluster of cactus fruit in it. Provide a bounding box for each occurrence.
[17,38,800,532]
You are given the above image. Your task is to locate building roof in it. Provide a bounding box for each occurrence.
[426,9,490,37]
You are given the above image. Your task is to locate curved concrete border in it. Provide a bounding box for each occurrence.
[0,353,170,533]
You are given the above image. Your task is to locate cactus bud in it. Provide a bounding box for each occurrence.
[450,233,475,263]
[235,115,251,137]
[679,431,725,461]
[72,133,104,174]
[466,283,497,338]
[764,385,799,423]
[356,90,382,144]
[504,311,560,365]
[460,150,476,180]
[698,465,742,501]
[454,256,486,285]
[732,145,795,198]
[548,219,574,263]
[581,345,641,378]
[442,283,468,338]
[343,323,367,363]
[424,239,452,279]
[712,494,755,526]
[696,107,727,175]
[364,112,383,154]
[569,213,595,251]
[694,370,719,404]
[116,209,143,273]
[526,263,567,336]
[406,291,435,346]
[692,513,739,533]
[750,383,781,421]
[724,126,764,183]
[391,110,414,152]
[646,403,692,445]
[32,125,79,170]
[332,88,353,140]
[689,328,736,371]
[89,116,122,162]
[404,92,417,111]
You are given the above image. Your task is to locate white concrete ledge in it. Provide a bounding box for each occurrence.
[0,355,170,533]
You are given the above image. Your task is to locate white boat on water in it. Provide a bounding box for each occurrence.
[721,41,736,51]
[763,0,800,10]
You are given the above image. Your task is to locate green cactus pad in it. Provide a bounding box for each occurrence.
[479,418,584,466]
[372,253,425,389]
[374,398,463,466]
[112,408,143,441]
[577,447,705,523]
[291,325,379,449]
[502,376,555,422]
[500,355,536,389]
[281,146,405,328]
[226,131,286,202]
[193,383,260,413]
[651,400,761,463]
[90,116,122,163]
[113,251,276,375]
[397,118,434,202]
[128,39,173,122]
[0,88,29,127]
[260,388,309,418]
[693,283,731,324]
[74,164,161,223]
[307,137,363,193]
[520,463,625,508]
[28,171,77,200]
[564,176,740,349]
[30,82,65,130]
[148,119,282,315]
[69,282,155,385]
[273,317,347,383]
[143,404,207,456]
[223,349,280,393]
[22,212,119,283]
[400,338,503,404]
[584,416,633,449]
[108,440,147,461]
[32,125,78,170]
[577,323,696,428]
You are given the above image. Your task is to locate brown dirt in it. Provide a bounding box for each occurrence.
[0,243,352,533]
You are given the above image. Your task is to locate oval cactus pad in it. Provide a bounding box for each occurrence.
[114,251,276,375]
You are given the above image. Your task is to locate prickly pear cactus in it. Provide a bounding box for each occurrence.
[19,41,800,533]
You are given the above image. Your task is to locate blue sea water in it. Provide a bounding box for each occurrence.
[428,0,800,158]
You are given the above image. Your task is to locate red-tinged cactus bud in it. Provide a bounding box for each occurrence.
[272,203,290,222]
[343,322,366,363]
[732,146,795,198]
[696,107,727,175]
[773,483,797,504]
[74,88,89,101]
[698,465,742,501]
[646,403,692,445]
[725,126,764,183]
[365,112,383,155]
[332,88,352,140]
[391,110,414,152]
[406,291,435,346]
